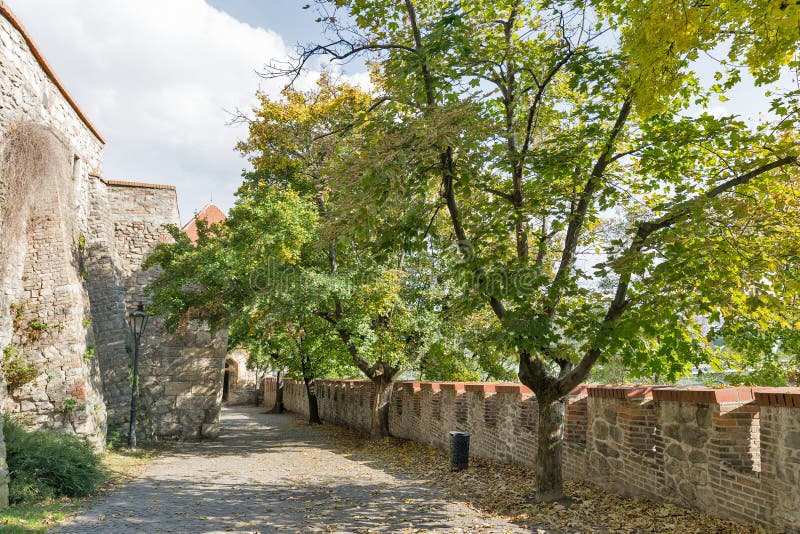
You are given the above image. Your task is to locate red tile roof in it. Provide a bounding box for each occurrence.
[181,204,227,244]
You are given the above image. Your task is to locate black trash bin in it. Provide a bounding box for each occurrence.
[449,431,470,470]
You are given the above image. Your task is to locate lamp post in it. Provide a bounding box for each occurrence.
[128,302,148,450]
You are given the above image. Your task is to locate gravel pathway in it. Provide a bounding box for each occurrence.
[52,405,530,533]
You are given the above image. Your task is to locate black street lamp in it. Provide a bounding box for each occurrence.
[128,302,148,449]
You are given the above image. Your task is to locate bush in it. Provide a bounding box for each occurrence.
[105,425,125,450]
[1,346,39,391]
[3,418,106,504]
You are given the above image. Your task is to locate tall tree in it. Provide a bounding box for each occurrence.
[237,75,451,438]
[144,187,343,425]
[279,0,800,500]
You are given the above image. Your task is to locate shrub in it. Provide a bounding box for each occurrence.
[3,418,106,504]
[1,346,39,391]
[105,425,125,450]
[26,319,48,342]
[83,344,95,364]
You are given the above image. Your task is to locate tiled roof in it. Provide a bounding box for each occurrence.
[181,203,227,244]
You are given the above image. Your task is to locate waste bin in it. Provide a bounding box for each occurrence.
[449,431,470,470]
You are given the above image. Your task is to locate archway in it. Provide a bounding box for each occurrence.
[223,357,239,403]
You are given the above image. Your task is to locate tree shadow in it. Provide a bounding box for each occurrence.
[54,405,528,533]
[57,475,470,532]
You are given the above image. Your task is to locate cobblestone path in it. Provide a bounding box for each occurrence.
[52,405,530,533]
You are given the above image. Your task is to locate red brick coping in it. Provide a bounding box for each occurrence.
[382,381,584,396]
[588,385,657,399]
[653,386,754,404]
[314,379,800,406]
[754,387,800,407]
[105,179,177,191]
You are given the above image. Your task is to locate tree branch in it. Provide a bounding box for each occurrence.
[311,97,391,142]
[482,187,515,202]
[547,98,632,315]
[643,153,799,236]
[557,152,799,394]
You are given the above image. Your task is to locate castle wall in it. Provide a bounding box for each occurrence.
[0,4,227,512]
[4,144,107,449]
[104,182,226,439]
[83,175,130,425]
[273,378,800,533]
[0,2,110,505]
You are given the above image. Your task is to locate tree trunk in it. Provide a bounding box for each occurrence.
[299,348,320,424]
[370,377,393,439]
[275,368,285,413]
[269,368,285,414]
[254,368,262,407]
[535,397,567,502]
[304,376,321,424]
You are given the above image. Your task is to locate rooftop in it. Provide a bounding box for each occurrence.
[181,203,227,244]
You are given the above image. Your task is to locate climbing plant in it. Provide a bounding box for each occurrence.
[1,345,38,392]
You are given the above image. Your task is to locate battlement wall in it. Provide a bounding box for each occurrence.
[270,378,800,532]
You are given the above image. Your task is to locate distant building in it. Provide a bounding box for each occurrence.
[181,203,227,244]
[182,204,260,404]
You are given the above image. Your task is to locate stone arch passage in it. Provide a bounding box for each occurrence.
[223,357,239,402]
[222,350,258,405]
[0,123,106,449]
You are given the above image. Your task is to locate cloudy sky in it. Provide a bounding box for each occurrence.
[6,2,794,224]
[7,0,348,223]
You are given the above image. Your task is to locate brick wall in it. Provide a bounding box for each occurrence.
[268,378,800,532]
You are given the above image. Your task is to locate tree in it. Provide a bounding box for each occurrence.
[279,0,800,500]
[144,186,344,425]
[237,75,456,438]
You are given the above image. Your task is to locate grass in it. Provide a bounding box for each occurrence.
[0,500,85,533]
[0,442,172,533]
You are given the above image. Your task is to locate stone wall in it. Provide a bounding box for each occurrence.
[103,181,226,439]
[83,174,130,425]
[0,1,108,504]
[0,5,227,512]
[271,378,800,532]
[5,146,107,449]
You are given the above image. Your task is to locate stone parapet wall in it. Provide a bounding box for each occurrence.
[269,377,800,532]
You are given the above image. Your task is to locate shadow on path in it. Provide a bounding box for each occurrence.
[51,405,530,533]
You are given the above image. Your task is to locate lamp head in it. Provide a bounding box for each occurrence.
[130,301,148,337]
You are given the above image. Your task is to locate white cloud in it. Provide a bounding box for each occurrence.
[6,0,298,222]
